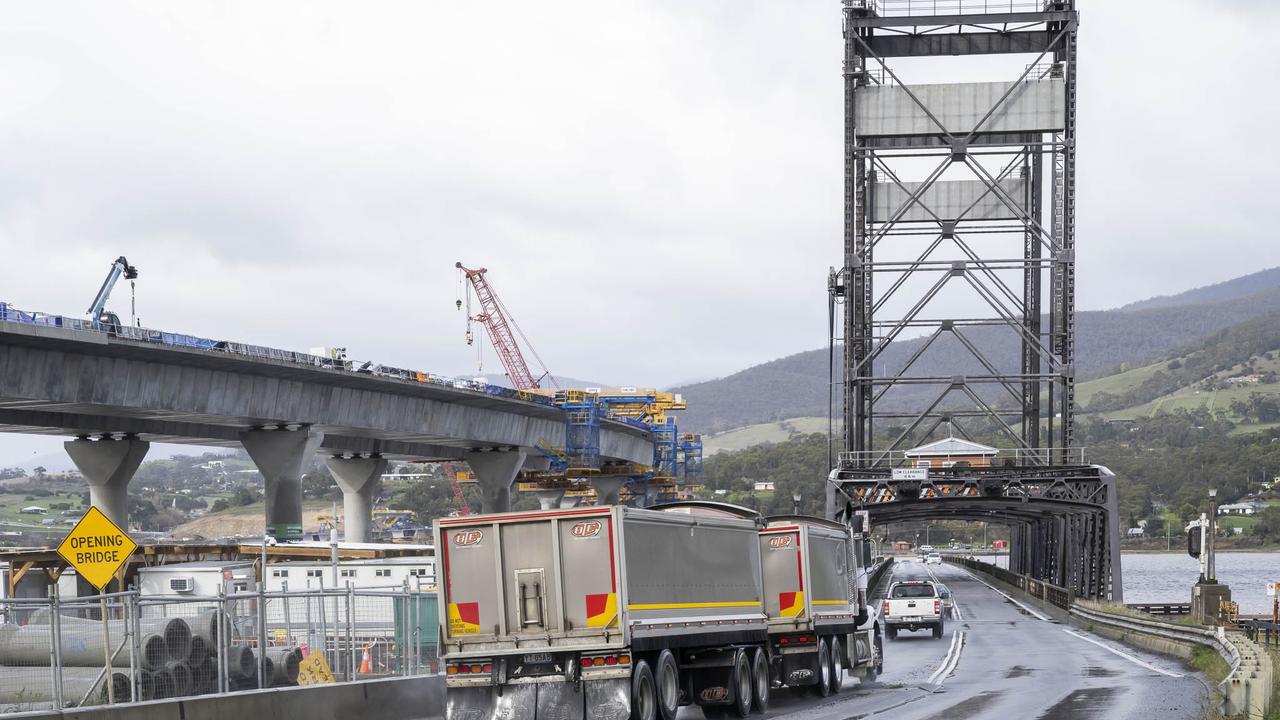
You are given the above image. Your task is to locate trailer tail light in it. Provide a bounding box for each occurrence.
[448,660,492,675]
[583,653,628,668]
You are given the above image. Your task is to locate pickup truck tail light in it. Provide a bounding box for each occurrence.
[934,599,941,615]
[882,600,889,616]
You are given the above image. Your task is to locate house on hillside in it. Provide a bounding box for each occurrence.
[1218,501,1265,516]
[19,506,47,515]
[904,438,999,468]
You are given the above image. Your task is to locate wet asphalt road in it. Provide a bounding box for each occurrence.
[678,561,1211,720]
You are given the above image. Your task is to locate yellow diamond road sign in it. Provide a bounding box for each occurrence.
[56,506,137,591]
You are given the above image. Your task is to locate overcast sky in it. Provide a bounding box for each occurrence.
[1,1,1277,465]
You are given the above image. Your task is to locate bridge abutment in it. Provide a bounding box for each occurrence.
[241,428,325,542]
[465,449,526,513]
[64,436,150,528]
[325,455,387,543]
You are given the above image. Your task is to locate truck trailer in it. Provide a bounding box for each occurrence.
[759,515,883,695]
[435,502,881,720]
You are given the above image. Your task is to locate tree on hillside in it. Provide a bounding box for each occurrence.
[1251,506,1280,543]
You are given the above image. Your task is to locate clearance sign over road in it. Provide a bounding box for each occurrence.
[56,506,137,591]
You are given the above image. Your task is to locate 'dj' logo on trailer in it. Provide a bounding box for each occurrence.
[570,520,602,538]
[453,530,484,547]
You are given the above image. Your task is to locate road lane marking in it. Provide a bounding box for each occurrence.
[1061,629,1184,678]
[957,568,1052,622]
[926,629,966,686]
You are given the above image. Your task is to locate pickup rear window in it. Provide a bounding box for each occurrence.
[891,585,937,599]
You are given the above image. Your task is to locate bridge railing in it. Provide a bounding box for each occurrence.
[850,0,1056,17]
[836,447,1087,469]
[950,556,1074,611]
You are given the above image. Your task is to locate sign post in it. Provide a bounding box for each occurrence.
[56,507,138,705]
[1268,581,1277,625]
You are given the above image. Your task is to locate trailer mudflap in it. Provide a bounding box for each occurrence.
[584,677,630,720]
[446,679,628,720]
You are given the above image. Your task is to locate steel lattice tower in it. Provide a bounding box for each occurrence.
[833,0,1079,465]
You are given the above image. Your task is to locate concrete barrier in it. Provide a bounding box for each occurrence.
[0,676,445,720]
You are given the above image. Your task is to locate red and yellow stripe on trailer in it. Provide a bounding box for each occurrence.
[779,590,806,618]
[448,602,481,635]
[586,592,618,627]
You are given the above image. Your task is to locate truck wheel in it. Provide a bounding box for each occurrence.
[750,648,769,713]
[932,621,944,639]
[655,650,679,720]
[631,660,657,720]
[828,636,843,694]
[812,639,832,698]
[730,650,753,718]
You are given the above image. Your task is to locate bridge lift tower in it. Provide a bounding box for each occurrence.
[827,0,1122,600]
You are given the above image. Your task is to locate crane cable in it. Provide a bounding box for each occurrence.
[490,290,558,388]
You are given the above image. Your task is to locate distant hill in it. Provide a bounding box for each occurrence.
[673,272,1280,434]
[1120,267,1280,312]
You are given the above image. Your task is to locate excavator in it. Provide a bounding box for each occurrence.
[85,255,139,334]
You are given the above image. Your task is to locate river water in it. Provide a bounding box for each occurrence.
[980,552,1279,614]
[1121,552,1280,615]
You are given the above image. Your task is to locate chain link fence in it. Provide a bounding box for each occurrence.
[0,584,438,714]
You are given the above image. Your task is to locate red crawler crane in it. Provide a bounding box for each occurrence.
[455,261,556,390]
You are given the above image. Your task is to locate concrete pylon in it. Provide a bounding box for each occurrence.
[559,494,580,509]
[241,428,325,542]
[531,489,566,510]
[325,455,388,543]
[65,437,150,528]
[465,449,527,513]
[588,476,627,506]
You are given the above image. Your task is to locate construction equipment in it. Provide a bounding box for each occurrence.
[86,255,139,332]
[455,262,555,390]
[444,463,473,516]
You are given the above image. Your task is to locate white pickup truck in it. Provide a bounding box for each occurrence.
[881,580,945,639]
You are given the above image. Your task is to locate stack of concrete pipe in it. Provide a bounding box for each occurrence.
[0,609,304,705]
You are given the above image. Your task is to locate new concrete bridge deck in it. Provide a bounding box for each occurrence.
[0,321,653,539]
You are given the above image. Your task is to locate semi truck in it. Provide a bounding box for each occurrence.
[435,501,882,720]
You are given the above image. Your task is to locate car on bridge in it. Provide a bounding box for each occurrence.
[924,552,942,565]
[882,580,945,640]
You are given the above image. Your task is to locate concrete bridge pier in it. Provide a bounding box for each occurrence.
[465,449,527,513]
[588,476,627,505]
[326,455,388,543]
[64,436,150,528]
[531,489,566,510]
[241,428,325,542]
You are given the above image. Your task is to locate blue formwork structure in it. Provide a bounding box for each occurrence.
[561,391,601,472]
[678,433,704,485]
[651,417,679,490]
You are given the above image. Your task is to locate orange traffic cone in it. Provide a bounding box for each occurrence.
[359,644,373,674]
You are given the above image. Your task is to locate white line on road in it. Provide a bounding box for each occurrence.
[959,568,1052,622]
[1061,628,1185,678]
[926,630,966,686]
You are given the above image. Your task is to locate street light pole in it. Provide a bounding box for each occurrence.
[793,492,802,516]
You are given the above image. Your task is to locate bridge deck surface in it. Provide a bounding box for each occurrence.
[675,562,1208,720]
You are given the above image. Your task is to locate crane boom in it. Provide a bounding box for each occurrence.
[86,256,139,323]
[456,261,548,390]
